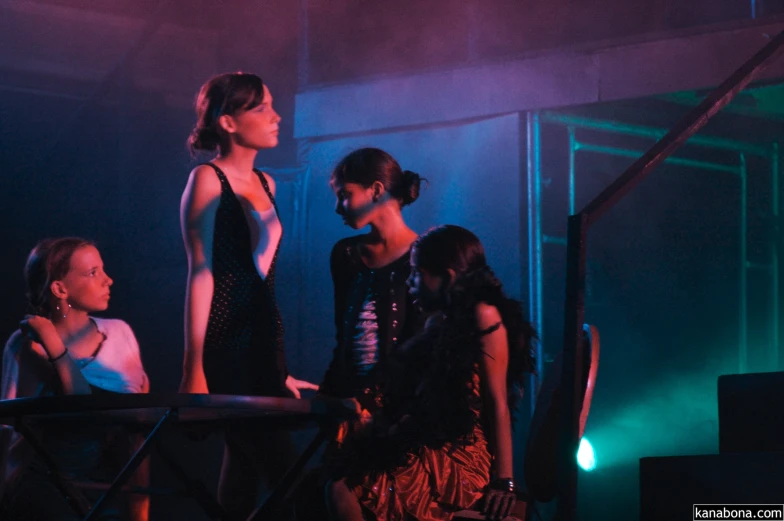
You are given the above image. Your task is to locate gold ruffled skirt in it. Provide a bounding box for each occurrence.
[349,423,491,521]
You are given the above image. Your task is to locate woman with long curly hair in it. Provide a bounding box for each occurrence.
[325,225,537,521]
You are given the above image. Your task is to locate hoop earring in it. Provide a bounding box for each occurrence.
[55,303,72,319]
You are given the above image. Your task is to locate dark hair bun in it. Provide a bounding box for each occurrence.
[187,126,221,153]
[401,170,424,206]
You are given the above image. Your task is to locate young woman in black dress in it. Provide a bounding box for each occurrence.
[180,72,317,520]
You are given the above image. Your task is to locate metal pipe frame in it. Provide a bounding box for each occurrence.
[541,112,771,157]
[527,112,545,411]
[771,143,780,371]
[529,126,779,377]
[84,411,176,521]
[523,28,784,521]
[740,153,749,374]
[576,142,742,174]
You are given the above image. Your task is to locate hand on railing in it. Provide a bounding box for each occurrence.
[481,478,517,521]
[285,375,319,399]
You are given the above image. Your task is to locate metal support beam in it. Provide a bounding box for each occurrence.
[555,28,784,521]
[568,127,576,215]
[581,30,784,226]
[576,142,743,174]
[556,212,588,521]
[527,112,545,406]
[772,143,781,370]
[85,410,176,521]
[542,112,770,157]
[740,153,749,374]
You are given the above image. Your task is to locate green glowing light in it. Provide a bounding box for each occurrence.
[577,437,596,471]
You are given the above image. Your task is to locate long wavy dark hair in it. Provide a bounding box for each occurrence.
[412,225,538,419]
[332,226,538,475]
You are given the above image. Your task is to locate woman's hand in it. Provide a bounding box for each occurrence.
[285,374,319,399]
[19,315,63,358]
[481,478,517,520]
[19,314,92,395]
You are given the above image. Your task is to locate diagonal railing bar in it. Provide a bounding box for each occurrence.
[582,29,784,227]
[555,28,784,521]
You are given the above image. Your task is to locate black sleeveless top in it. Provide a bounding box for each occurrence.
[320,236,426,401]
[201,163,288,396]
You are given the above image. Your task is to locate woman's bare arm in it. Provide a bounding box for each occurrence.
[179,165,220,394]
[477,303,518,519]
[476,303,513,479]
[19,317,92,395]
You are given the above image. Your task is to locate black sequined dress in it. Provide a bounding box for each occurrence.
[201,163,288,397]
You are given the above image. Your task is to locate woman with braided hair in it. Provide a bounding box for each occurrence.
[326,225,537,521]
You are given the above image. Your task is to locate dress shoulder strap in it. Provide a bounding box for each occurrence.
[200,162,230,188]
[253,169,279,216]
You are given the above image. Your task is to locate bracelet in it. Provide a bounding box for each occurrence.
[48,348,69,364]
[488,477,516,493]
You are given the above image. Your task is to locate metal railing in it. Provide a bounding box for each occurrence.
[554,28,784,521]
